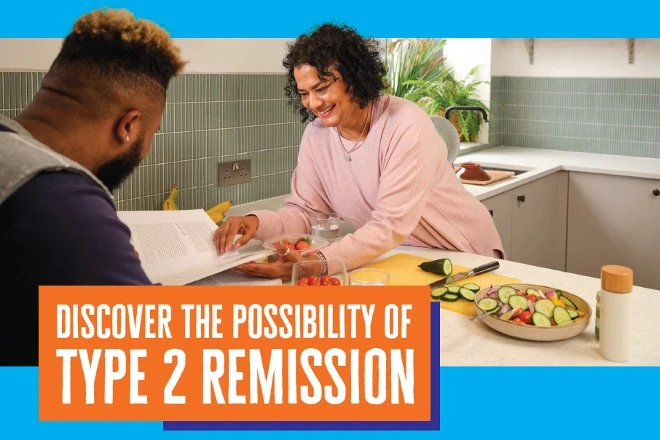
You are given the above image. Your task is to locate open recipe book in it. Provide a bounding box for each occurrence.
[116,209,281,286]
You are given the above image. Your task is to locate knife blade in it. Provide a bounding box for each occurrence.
[429,261,500,289]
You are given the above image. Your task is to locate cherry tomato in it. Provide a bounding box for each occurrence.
[511,308,523,320]
[320,279,330,286]
[288,244,296,250]
[296,278,309,286]
[296,241,311,250]
[308,277,321,286]
[330,277,341,286]
[526,294,539,302]
[511,318,524,325]
[320,275,332,284]
[519,311,533,325]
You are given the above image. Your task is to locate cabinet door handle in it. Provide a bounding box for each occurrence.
[489,209,494,216]
[653,189,660,196]
[517,195,526,203]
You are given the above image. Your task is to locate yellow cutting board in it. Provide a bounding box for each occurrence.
[361,253,520,317]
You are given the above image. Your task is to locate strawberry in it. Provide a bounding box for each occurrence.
[295,241,311,250]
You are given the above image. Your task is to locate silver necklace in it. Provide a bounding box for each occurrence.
[336,104,371,162]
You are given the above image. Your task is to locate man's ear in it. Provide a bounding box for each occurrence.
[115,110,141,147]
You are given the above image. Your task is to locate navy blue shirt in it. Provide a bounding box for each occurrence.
[0,171,152,366]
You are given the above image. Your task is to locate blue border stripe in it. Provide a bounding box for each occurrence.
[1,1,660,37]
[2,357,660,437]
[162,302,441,431]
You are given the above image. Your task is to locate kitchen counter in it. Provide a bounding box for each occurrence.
[455,146,660,200]
[370,245,660,366]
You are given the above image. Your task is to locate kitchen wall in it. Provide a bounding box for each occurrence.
[489,39,660,158]
[0,38,303,211]
[443,38,492,145]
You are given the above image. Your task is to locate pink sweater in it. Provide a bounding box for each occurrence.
[251,95,504,270]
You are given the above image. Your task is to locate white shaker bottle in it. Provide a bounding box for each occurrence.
[596,265,633,362]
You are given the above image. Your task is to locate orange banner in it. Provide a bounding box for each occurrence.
[38,286,431,422]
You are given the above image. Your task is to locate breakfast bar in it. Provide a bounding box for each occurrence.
[367,245,660,366]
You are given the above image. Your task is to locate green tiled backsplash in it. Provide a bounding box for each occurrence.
[0,71,304,211]
[489,76,660,158]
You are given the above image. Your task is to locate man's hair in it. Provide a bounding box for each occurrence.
[54,8,185,89]
[283,23,387,123]
[45,8,186,118]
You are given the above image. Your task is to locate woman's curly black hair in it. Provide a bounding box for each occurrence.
[283,23,387,123]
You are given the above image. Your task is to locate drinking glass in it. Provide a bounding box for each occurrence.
[311,212,341,243]
[349,269,390,286]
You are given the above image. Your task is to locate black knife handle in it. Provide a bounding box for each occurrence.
[472,261,500,275]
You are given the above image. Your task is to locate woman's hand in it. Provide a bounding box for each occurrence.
[234,242,305,279]
[213,215,260,255]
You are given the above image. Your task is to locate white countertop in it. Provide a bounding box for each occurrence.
[371,246,660,367]
[455,146,660,200]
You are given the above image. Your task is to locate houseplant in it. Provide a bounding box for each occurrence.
[384,38,490,143]
[384,38,449,100]
[403,65,490,143]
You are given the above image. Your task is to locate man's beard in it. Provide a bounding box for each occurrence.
[96,136,143,192]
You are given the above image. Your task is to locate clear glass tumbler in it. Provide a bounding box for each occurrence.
[349,269,390,286]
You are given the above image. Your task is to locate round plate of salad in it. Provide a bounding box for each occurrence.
[474,284,592,341]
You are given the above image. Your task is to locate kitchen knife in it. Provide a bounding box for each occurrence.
[429,261,500,289]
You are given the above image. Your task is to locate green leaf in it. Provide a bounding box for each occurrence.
[384,39,490,142]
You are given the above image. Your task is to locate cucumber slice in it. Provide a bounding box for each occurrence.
[526,288,543,297]
[499,309,517,321]
[497,286,518,304]
[553,306,572,325]
[462,283,481,293]
[446,285,461,294]
[458,287,476,302]
[440,293,459,302]
[477,297,499,312]
[532,312,552,327]
[508,294,529,311]
[430,286,448,299]
[567,308,579,319]
[560,295,578,310]
[534,298,556,318]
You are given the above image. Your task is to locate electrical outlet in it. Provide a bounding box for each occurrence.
[218,159,251,187]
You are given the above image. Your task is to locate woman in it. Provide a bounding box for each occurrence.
[214,24,504,279]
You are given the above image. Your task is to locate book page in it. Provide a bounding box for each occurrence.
[186,269,283,286]
[116,209,276,285]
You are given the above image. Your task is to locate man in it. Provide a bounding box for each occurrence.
[0,8,186,366]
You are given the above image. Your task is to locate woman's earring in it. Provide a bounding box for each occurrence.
[126,136,130,142]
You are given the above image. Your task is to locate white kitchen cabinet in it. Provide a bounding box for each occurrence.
[510,172,568,271]
[566,172,660,290]
[481,171,568,271]
[480,191,512,259]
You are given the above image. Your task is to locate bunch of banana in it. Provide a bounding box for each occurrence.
[206,199,233,224]
[162,184,179,210]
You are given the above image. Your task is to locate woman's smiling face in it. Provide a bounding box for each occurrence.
[294,64,359,128]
